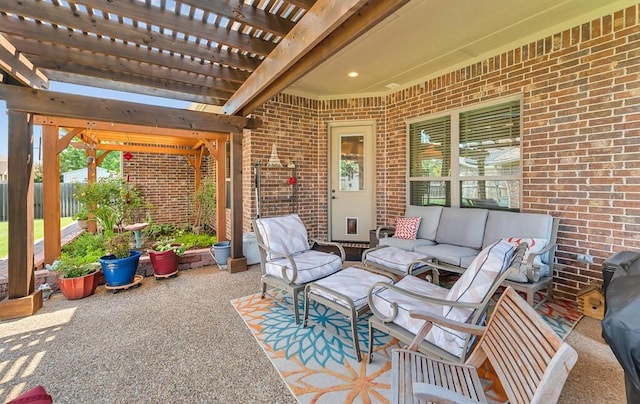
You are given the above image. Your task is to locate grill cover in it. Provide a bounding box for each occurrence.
[601,252,640,403]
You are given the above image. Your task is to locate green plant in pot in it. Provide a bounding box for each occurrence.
[72,207,90,229]
[99,231,141,287]
[73,174,146,234]
[148,237,185,278]
[53,254,101,300]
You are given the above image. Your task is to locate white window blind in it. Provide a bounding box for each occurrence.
[408,98,522,210]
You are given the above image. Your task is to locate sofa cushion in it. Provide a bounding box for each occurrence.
[393,216,422,239]
[254,214,310,260]
[405,205,443,241]
[483,211,554,264]
[414,243,480,267]
[435,208,488,249]
[379,237,436,251]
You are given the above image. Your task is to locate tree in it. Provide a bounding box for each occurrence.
[58,145,120,173]
[33,163,43,183]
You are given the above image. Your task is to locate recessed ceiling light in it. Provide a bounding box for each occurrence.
[385,82,400,89]
[347,71,359,78]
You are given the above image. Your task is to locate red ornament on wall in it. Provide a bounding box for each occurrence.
[123,152,133,160]
[288,177,297,185]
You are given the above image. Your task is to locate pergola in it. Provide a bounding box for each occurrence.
[35,116,232,261]
[0,0,410,318]
[0,85,261,318]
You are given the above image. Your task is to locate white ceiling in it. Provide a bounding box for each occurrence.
[286,0,638,99]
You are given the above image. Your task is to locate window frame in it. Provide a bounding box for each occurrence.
[406,94,523,210]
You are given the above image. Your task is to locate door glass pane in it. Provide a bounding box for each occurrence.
[340,134,364,191]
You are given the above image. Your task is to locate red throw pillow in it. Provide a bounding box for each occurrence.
[8,386,52,404]
[393,217,422,240]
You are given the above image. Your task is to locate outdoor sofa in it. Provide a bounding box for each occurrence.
[371,206,559,307]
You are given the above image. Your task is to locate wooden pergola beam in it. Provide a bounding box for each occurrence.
[216,139,227,242]
[0,111,41,320]
[227,131,245,273]
[238,0,411,115]
[71,142,202,157]
[223,0,370,115]
[0,1,261,72]
[0,85,261,133]
[0,34,48,89]
[42,124,61,265]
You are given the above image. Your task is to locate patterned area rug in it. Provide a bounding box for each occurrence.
[231,289,582,403]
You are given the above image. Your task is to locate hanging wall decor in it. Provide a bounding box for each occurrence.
[266,143,283,168]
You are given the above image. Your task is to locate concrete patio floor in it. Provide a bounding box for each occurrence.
[0,264,625,403]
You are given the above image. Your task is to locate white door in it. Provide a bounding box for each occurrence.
[329,122,375,243]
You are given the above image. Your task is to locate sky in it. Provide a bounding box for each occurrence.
[0,82,191,162]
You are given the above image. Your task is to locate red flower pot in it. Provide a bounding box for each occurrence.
[58,270,99,300]
[149,249,179,276]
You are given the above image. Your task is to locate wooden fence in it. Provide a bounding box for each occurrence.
[0,182,79,221]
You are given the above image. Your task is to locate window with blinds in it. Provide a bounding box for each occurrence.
[408,116,451,206]
[408,98,522,211]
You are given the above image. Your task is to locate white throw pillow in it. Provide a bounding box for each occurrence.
[502,237,548,267]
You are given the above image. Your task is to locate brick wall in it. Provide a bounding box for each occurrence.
[126,4,640,299]
[124,153,198,226]
[246,4,640,299]
[380,5,640,299]
[248,95,322,238]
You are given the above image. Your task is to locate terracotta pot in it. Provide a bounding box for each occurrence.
[149,249,179,275]
[58,270,99,300]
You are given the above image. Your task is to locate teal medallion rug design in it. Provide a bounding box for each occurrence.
[231,289,581,403]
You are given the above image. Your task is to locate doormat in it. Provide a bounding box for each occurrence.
[231,288,581,403]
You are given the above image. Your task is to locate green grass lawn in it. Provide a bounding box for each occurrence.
[0,217,75,259]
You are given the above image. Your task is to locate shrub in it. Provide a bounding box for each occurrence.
[173,233,217,249]
[61,232,106,261]
[104,231,133,259]
[73,175,147,233]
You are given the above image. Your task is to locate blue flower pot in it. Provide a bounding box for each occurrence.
[100,250,141,287]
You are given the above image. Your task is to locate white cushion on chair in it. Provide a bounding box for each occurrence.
[310,267,394,310]
[371,275,449,337]
[430,240,515,357]
[254,214,310,260]
[365,247,429,275]
[265,250,342,285]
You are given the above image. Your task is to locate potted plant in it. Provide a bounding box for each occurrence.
[73,174,147,234]
[72,207,90,229]
[99,231,141,287]
[148,238,185,277]
[52,254,101,300]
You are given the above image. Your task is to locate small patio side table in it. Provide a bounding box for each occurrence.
[303,266,394,362]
